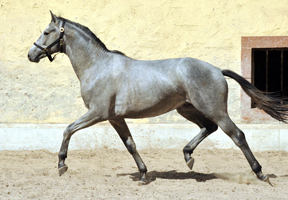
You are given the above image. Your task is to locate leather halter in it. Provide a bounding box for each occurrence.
[33,21,66,62]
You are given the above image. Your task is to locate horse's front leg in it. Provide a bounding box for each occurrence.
[109,119,148,185]
[58,110,104,176]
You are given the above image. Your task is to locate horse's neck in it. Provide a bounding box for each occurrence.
[63,26,110,81]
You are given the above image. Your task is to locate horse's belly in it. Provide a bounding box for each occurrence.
[114,95,186,118]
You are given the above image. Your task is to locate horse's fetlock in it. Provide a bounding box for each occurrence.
[59,152,67,160]
[139,163,147,173]
[183,147,193,155]
[252,161,262,173]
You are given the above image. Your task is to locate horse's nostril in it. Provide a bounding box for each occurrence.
[28,54,31,61]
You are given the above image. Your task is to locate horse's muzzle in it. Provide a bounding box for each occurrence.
[28,54,32,61]
[28,53,40,63]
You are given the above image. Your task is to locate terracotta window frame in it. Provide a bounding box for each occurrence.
[241,36,288,124]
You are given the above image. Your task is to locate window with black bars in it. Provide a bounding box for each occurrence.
[252,48,288,108]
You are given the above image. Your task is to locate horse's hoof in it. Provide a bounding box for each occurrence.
[262,175,273,186]
[138,180,148,186]
[186,157,195,170]
[138,173,148,185]
[58,165,68,176]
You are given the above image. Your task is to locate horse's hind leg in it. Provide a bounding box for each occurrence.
[217,117,272,185]
[187,103,271,184]
[109,119,148,185]
[185,107,271,184]
[183,72,271,184]
[177,103,218,170]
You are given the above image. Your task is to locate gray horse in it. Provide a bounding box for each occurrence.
[28,12,287,185]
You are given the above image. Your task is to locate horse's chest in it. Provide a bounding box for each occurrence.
[80,81,113,110]
[81,91,92,109]
[80,84,96,109]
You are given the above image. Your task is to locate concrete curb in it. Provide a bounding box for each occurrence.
[0,123,287,152]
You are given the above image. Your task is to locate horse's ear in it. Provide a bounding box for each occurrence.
[50,10,58,23]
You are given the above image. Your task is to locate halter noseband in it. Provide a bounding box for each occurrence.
[34,21,66,62]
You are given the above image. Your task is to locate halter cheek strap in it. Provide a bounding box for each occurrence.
[34,21,66,62]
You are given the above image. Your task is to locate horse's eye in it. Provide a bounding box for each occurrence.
[44,32,49,35]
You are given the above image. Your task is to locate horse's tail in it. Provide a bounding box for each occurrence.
[221,69,288,123]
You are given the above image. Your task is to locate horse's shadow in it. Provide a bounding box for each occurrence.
[117,171,280,185]
[117,170,218,184]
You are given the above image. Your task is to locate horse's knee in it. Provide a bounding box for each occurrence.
[126,136,137,154]
[63,124,73,140]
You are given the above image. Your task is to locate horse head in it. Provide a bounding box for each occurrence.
[28,11,65,63]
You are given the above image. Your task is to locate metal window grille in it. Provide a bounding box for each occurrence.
[251,48,288,108]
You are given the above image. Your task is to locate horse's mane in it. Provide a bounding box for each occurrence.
[58,16,125,56]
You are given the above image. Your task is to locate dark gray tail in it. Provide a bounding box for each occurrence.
[222,69,288,123]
